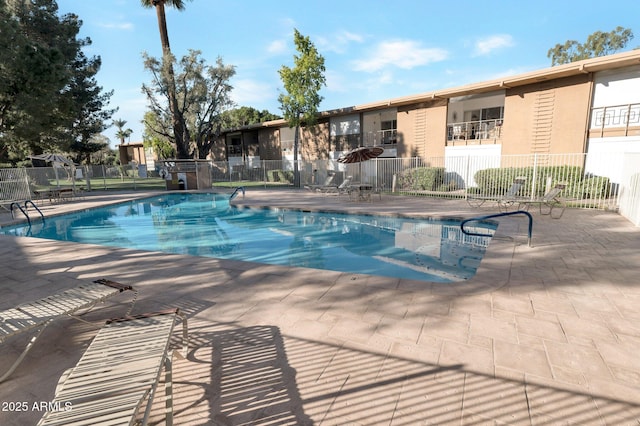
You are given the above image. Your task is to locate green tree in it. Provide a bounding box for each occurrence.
[0,0,114,163]
[548,26,634,65]
[221,106,281,129]
[142,111,174,159]
[140,0,192,159]
[278,28,326,187]
[63,51,116,164]
[142,50,236,159]
[86,134,113,164]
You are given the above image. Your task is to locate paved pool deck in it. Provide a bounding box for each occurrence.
[1,189,639,425]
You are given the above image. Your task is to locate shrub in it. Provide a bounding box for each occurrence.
[398,167,445,191]
[474,166,584,196]
[474,167,530,195]
[473,165,614,200]
[578,176,611,198]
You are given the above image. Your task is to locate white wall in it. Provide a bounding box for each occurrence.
[586,137,640,184]
[444,144,502,188]
[592,66,640,107]
[619,153,640,226]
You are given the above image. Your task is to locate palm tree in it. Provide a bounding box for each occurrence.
[113,119,132,145]
[140,0,190,54]
[140,0,192,158]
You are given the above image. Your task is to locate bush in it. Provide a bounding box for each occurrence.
[474,167,530,195]
[398,167,445,191]
[578,176,611,199]
[474,166,584,196]
[473,165,613,199]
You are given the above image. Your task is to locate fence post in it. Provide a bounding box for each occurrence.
[84,165,91,191]
[531,153,538,198]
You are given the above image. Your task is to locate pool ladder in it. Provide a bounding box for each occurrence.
[10,200,45,227]
[460,210,533,247]
[229,186,245,201]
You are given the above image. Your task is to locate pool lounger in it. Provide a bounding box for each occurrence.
[466,177,527,210]
[516,183,567,219]
[38,309,188,426]
[0,279,137,383]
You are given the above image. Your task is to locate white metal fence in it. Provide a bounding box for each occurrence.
[1,152,639,224]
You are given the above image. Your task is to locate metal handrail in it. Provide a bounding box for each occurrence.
[460,210,533,247]
[9,200,45,227]
[10,202,31,226]
[229,186,245,201]
[24,200,45,222]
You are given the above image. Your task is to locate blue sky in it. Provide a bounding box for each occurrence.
[55,0,639,146]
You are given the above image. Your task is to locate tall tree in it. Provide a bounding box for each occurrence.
[278,28,326,187]
[548,26,634,65]
[0,0,115,163]
[140,0,192,158]
[62,50,116,164]
[142,50,236,159]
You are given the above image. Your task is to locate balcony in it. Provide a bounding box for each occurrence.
[447,119,502,145]
[363,129,397,146]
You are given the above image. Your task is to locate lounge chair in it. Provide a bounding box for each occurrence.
[322,176,353,195]
[38,309,188,426]
[467,177,527,210]
[0,279,137,383]
[517,183,567,219]
[304,173,336,192]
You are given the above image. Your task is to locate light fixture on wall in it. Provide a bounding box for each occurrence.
[452,112,458,121]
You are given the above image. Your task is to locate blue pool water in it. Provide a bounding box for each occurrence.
[1,193,496,282]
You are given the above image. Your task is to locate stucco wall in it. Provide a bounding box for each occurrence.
[300,121,330,160]
[397,101,447,158]
[258,128,281,160]
[502,74,592,155]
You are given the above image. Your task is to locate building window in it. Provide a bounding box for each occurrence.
[227,136,242,156]
[380,119,397,144]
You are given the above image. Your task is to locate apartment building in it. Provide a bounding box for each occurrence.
[215,50,640,166]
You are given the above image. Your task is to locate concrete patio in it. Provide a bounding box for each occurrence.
[1,189,639,425]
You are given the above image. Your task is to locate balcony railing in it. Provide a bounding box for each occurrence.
[364,129,397,146]
[447,119,503,144]
[590,103,640,137]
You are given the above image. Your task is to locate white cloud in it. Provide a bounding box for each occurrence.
[352,39,448,72]
[231,78,275,107]
[317,30,365,54]
[324,70,348,93]
[266,39,287,55]
[473,34,515,56]
[97,21,134,31]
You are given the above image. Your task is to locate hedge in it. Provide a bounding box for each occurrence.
[398,167,445,191]
[472,166,610,198]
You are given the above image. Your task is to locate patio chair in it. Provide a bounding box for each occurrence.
[466,177,527,210]
[517,183,567,219]
[38,309,188,426]
[0,279,137,383]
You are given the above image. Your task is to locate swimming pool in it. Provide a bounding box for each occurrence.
[1,193,496,283]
